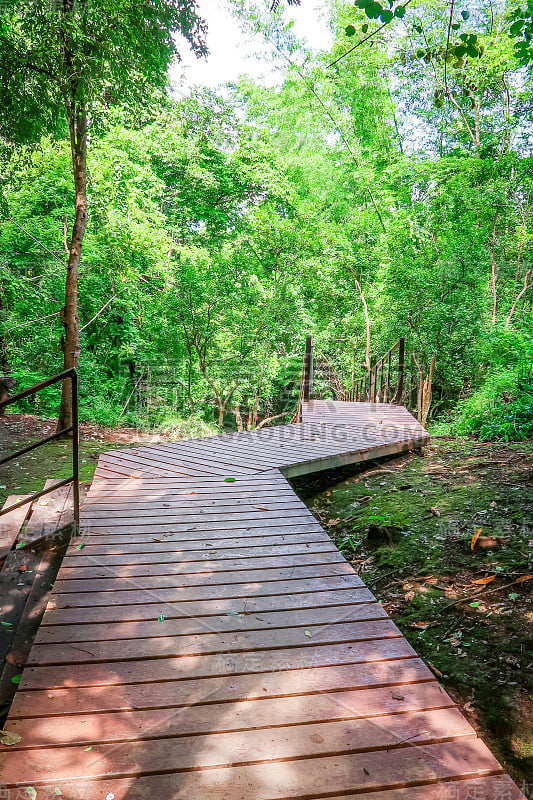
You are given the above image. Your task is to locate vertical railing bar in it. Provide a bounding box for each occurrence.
[71,371,80,534]
[395,336,405,404]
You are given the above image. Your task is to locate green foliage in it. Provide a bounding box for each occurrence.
[0,0,532,439]
[454,332,533,439]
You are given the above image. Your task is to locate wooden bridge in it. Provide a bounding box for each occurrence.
[0,396,525,798]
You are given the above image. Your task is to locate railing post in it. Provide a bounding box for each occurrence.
[71,370,80,534]
[395,336,405,404]
[302,334,313,402]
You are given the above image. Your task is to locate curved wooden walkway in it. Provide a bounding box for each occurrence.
[0,402,524,799]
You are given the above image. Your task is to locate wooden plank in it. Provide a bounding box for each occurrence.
[1,709,476,783]
[41,586,377,625]
[35,601,387,644]
[62,537,335,563]
[28,618,401,665]
[0,495,30,560]
[19,638,418,689]
[56,550,347,581]
[51,562,355,593]
[2,740,504,798]
[7,683,456,749]
[9,657,435,717]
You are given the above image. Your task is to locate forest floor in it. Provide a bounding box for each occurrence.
[294,437,533,789]
[1,414,532,788]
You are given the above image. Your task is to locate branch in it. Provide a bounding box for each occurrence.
[5,217,66,267]
[328,0,414,69]
[506,269,532,328]
[80,295,116,332]
[7,311,60,332]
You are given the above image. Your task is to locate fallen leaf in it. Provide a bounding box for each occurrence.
[304,629,312,637]
[516,574,533,583]
[6,653,20,666]
[0,730,22,746]
[392,692,405,701]
[472,575,495,585]
[0,621,12,627]
[18,565,27,573]
[224,478,236,482]
[327,518,340,526]
[11,674,22,684]
[410,621,431,629]
[255,506,269,511]
[26,789,37,800]
[470,600,482,608]
[470,528,482,551]
[404,590,415,601]
[75,542,85,550]
[84,746,92,751]
[54,789,62,796]
[430,507,440,517]
[158,614,165,622]
[490,501,497,508]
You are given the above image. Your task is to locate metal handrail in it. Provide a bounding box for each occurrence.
[0,368,80,531]
[351,337,405,404]
[292,334,313,423]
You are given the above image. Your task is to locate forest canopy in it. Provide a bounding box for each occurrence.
[0,0,532,440]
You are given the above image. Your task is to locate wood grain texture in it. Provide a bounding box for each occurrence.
[0,402,524,800]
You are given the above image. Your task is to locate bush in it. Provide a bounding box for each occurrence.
[452,330,533,441]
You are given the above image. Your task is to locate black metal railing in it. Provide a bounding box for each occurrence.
[350,337,405,404]
[0,369,80,531]
[293,334,412,412]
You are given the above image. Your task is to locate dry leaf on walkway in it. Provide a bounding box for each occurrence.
[0,730,22,746]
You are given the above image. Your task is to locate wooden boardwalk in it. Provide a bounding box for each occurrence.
[0,402,524,799]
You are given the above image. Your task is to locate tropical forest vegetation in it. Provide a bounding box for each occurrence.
[1,0,532,441]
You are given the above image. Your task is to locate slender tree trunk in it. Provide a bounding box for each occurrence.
[353,273,371,373]
[489,211,498,327]
[57,107,88,433]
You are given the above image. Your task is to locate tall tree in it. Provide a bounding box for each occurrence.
[0,0,207,430]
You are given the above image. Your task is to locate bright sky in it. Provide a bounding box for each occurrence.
[171,0,332,94]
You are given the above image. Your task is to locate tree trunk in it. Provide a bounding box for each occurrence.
[353,274,371,374]
[57,107,88,433]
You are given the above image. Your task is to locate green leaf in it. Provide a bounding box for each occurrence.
[461,10,469,19]
[84,745,93,751]
[467,44,478,58]
[454,44,467,57]
[12,674,22,684]
[75,542,85,550]
[510,20,525,36]
[345,24,356,36]
[362,23,369,32]
[224,477,236,482]
[366,3,383,19]
[380,9,394,23]
[452,22,460,30]
[26,789,37,800]
[394,5,406,17]
[158,613,165,622]
[469,600,481,607]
